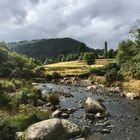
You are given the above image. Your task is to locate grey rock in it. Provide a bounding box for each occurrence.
[25,118,64,140]
[85,97,109,115]
[61,113,70,118]
[101,129,111,134]
[46,102,52,107]
[75,138,86,140]
[95,112,105,119]
[52,109,62,118]
[25,118,81,140]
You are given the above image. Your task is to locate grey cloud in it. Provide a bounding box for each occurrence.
[0,0,140,49]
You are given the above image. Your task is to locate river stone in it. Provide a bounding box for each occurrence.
[101,129,111,134]
[75,138,86,140]
[87,85,97,91]
[123,92,139,100]
[25,118,65,140]
[61,119,81,138]
[52,109,62,117]
[85,97,108,115]
[95,112,105,119]
[61,113,69,118]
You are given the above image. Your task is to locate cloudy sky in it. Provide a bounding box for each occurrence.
[0,0,140,49]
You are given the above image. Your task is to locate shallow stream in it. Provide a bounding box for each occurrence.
[38,83,140,140]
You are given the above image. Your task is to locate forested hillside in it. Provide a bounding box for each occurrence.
[8,38,92,62]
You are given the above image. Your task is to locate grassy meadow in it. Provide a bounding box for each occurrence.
[44,59,114,76]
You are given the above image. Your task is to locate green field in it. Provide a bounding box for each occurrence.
[44,59,114,76]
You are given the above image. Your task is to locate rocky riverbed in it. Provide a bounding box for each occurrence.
[36,82,140,140]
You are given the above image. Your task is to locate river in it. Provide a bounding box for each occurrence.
[38,83,140,140]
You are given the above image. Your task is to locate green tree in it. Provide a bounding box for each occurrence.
[108,49,114,58]
[83,53,95,65]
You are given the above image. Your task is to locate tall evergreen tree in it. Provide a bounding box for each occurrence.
[104,41,108,58]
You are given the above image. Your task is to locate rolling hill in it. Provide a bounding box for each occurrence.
[8,38,93,62]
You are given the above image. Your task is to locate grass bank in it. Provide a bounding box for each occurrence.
[44,59,114,76]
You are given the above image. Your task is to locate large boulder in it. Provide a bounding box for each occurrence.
[25,118,81,140]
[25,118,64,140]
[84,97,108,115]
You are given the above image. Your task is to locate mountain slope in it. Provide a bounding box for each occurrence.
[8,38,93,62]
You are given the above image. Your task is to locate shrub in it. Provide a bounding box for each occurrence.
[90,67,106,76]
[105,68,118,83]
[10,87,42,108]
[4,82,16,93]
[45,74,53,80]
[0,82,3,92]
[0,117,17,140]
[104,63,120,71]
[52,72,61,79]
[11,105,49,131]
[105,68,123,84]
[10,92,29,109]
[0,93,11,107]
[11,79,23,89]
[30,88,42,106]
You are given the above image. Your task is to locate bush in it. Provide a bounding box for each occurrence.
[0,93,11,107]
[30,88,42,106]
[10,87,42,108]
[105,68,117,83]
[0,105,49,139]
[90,67,106,76]
[0,82,3,92]
[90,63,120,76]
[52,72,61,79]
[104,63,120,71]
[10,92,29,109]
[11,105,49,131]
[4,82,16,93]
[0,117,17,140]
[105,68,123,84]
[11,79,23,89]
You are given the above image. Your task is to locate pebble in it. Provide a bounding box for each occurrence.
[75,138,86,140]
[107,125,115,128]
[101,129,111,134]
[61,113,69,118]
[52,109,62,117]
